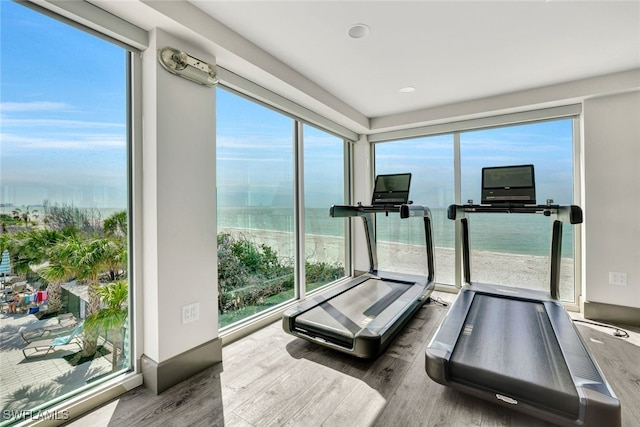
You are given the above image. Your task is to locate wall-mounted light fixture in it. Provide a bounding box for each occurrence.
[158,46,219,87]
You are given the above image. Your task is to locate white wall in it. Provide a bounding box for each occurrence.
[142,28,218,363]
[583,90,640,309]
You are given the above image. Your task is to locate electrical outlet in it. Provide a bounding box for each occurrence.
[182,302,200,324]
[609,272,627,286]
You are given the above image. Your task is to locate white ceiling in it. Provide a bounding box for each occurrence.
[191,0,640,118]
[91,1,640,131]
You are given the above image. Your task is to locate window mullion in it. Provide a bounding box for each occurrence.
[454,132,462,289]
[294,121,305,300]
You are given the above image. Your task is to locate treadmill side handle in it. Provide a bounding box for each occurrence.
[569,205,583,224]
[447,204,458,220]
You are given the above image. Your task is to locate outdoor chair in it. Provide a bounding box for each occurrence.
[20,313,78,344]
[22,322,84,359]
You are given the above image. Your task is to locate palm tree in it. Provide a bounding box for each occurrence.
[6,228,73,282]
[11,206,37,227]
[9,228,75,312]
[5,229,40,279]
[103,211,128,281]
[36,234,79,313]
[103,210,127,239]
[70,238,122,357]
[84,281,128,370]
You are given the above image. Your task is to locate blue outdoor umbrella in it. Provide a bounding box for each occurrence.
[0,250,11,280]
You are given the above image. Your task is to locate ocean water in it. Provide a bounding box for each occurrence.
[218,206,575,258]
[3,204,573,258]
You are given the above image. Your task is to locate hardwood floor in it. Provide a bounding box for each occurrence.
[65,292,640,427]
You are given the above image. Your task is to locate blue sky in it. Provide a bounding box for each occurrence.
[1,1,127,209]
[1,1,574,213]
[376,119,574,208]
[216,88,345,209]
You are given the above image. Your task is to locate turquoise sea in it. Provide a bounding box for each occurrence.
[218,206,575,258]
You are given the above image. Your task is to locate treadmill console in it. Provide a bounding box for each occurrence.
[481,164,536,206]
[371,173,411,206]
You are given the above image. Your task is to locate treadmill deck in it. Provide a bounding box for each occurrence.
[449,294,579,417]
[425,283,621,427]
[284,272,433,358]
[294,278,415,343]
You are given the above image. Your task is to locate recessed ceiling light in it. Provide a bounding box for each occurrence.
[399,86,416,93]
[348,24,370,39]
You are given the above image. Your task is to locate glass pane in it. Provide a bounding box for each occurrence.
[1,2,130,422]
[303,124,347,294]
[217,89,295,327]
[374,135,455,285]
[460,119,576,301]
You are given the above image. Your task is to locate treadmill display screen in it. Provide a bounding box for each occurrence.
[481,164,536,205]
[372,173,411,205]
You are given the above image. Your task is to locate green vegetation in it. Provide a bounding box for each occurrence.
[217,232,344,327]
[11,206,38,226]
[2,205,128,358]
[41,200,103,235]
[1,213,22,229]
[85,281,128,370]
[4,204,343,345]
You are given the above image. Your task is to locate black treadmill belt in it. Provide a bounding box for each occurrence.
[449,294,580,418]
[364,282,411,317]
[315,302,362,336]
[294,278,413,346]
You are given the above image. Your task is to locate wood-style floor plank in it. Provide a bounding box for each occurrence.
[234,367,321,425]
[63,294,640,427]
[276,373,359,427]
[576,324,640,427]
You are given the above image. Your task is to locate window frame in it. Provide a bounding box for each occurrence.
[215,83,353,337]
[372,106,583,310]
[1,0,144,422]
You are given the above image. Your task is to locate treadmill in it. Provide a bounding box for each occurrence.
[425,165,620,427]
[283,173,436,358]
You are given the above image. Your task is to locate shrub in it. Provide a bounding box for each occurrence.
[305,260,344,288]
[217,233,343,314]
[42,201,103,236]
[217,233,291,313]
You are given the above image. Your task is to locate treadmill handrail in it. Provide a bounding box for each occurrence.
[447,204,583,224]
[447,203,583,299]
[330,203,435,283]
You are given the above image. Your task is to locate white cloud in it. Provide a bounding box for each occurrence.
[0,132,125,150]
[217,156,289,163]
[0,101,73,112]
[1,118,124,129]
[217,135,292,150]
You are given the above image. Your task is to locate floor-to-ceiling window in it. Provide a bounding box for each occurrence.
[374,115,578,303]
[0,2,132,424]
[302,124,347,294]
[375,135,455,284]
[216,88,349,328]
[460,119,575,301]
[216,89,296,328]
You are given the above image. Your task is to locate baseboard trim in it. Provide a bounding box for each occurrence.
[583,301,640,327]
[141,337,222,395]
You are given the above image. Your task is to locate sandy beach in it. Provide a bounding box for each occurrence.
[219,227,577,302]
